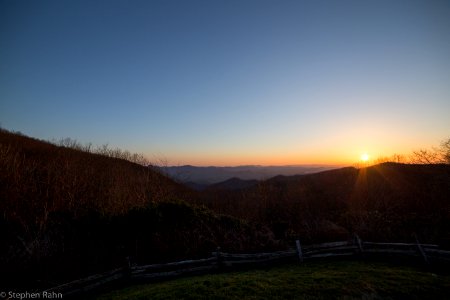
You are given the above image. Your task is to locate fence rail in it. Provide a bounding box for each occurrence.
[44,237,450,297]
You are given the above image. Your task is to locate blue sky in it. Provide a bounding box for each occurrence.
[1,0,450,165]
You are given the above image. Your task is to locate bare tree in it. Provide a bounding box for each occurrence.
[411,138,450,164]
[439,138,450,164]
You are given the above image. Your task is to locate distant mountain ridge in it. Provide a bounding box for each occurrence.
[207,177,260,191]
[160,164,341,185]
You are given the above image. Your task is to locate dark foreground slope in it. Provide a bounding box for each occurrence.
[0,130,277,289]
[199,163,450,244]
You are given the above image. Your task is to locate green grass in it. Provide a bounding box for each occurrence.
[93,261,450,300]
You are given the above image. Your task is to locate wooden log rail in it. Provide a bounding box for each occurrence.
[43,238,450,298]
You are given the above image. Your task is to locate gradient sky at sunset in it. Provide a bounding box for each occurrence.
[1,0,449,166]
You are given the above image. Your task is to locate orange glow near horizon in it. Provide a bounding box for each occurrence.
[139,113,447,167]
[147,134,442,167]
[148,140,430,167]
[150,149,396,167]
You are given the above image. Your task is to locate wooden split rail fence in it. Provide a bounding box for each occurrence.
[44,237,450,297]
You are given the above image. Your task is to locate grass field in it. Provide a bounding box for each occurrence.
[93,260,450,299]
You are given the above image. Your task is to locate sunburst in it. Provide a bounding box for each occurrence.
[360,153,370,162]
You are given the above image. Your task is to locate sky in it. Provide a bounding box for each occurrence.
[1,0,449,166]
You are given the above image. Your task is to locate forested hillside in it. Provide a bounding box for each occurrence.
[199,163,450,244]
[0,130,277,289]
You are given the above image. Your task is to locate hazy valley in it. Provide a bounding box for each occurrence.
[160,164,340,188]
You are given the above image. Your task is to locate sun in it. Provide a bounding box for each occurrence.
[360,153,370,162]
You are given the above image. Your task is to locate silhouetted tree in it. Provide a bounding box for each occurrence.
[411,138,450,164]
[440,138,450,164]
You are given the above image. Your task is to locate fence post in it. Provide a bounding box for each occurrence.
[295,240,303,263]
[415,236,429,264]
[123,256,131,278]
[215,247,223,270]
[354,234,364,255]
